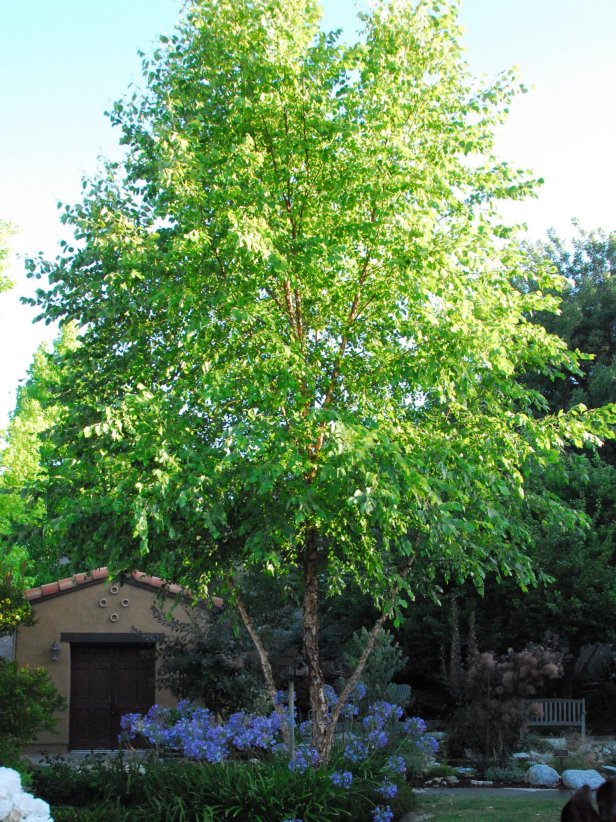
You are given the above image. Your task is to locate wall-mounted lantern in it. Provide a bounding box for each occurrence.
[49,641,61,662]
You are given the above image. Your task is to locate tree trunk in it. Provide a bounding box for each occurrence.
[301,529,331,762]
[301,537,416,765]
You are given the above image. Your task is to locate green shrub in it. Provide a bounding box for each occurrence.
[0,659,65,762]
[344,628,409,710]
[518,733,555,754]
[425,762,459,778]
[32,754,147,808]
[132,757,362,821]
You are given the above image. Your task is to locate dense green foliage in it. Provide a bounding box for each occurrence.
[149,602,266,713]
[396,229,616,709]
[33,753,416,821]
[0,324,79,617]
[0,659,66,765]
[24,0,615,758]
[0,572,33,635]
[150,576,381,714]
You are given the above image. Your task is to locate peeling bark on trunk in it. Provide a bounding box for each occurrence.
[302,552,416,765]
[301,529,331,761]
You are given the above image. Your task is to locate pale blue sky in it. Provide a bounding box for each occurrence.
[0,0,615,425]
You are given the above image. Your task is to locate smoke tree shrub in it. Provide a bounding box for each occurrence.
[451,643,564,757]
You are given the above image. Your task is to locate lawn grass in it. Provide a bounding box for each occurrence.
[415,792,565,820]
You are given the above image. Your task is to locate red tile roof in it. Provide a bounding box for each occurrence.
[25,568,223,608]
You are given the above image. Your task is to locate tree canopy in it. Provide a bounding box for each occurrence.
[26,0,615,760]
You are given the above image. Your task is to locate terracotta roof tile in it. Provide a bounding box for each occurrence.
[40,582,60,597]
[25,568,223,608]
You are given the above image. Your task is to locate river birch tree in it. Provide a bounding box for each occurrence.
[28,0,615,762]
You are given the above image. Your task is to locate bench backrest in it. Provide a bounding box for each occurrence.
[527,698,586,736]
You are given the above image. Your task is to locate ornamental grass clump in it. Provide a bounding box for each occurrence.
[0,767,52,822]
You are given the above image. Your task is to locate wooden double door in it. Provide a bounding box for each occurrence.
[70,643,155,750]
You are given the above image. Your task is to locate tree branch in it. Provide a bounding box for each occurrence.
[226,575,289,742]
[326,551,418,741]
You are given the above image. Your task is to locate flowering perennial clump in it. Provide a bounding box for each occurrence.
[0,767,52,822]
[120,688,438,822]
[121,699,283,762]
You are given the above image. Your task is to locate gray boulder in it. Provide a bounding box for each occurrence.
[561,769,604,790]
[525,764,561,787]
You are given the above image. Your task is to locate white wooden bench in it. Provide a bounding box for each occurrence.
[527,698,586,736]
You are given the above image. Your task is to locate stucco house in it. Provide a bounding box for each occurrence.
[14,568,221,754]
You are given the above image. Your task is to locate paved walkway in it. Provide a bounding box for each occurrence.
[413,786,571,798]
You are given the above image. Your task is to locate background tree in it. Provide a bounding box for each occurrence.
[525,226,616,420]
[398,229,616,709]
[26,0,615,762]
[0,220,15,293]
[0,218,35,631]
[0,325,79,594]
[472,230,616,664]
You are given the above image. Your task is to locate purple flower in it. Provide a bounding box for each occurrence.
[417,734,439,756]
[372,805,394,822]
[364,701,403,727]
[377,781,398,800]
[323,684,339,707]
[340,701,360,720]
[385,755,406,775]
[330,770,353,789]
[343,735,368,763]
[288,744,320,773]
[403,716,427,736]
